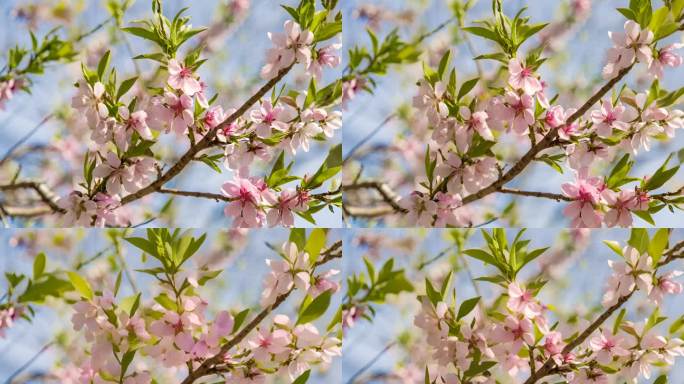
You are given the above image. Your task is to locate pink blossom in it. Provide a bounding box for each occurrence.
[492,343,528,377]
[401,191,437,227]
[413,80,448,125]
[203,106,226,129]
[566,140,609,171]
[264,189,307,227]
[648,43,683,78]
[603,21,654,79]
[648,270,683,304]
[58,191,98,226]
[261,242,310,306]
[590,100,629,137]
[491,315,535,350]
[561,172,603,227]
[261,20,314,79]
[284,120,323,155]
[0,305,23,338]
[72,80,108,127]
[570,368,609,384]
[503,91,535,135]
[589,330,630,364]
[544,105,567,129]
[453,106,492,152]
[167,58,202,96]
[309,269,340,298]
[507,282,542,318]
[247,327,292,362]
[148,92,194,134]
[302,108,341,138]
[223,142,270,174]
[308,43,341,79]
[250,100,292,138]
[116,106,153,148]
[433,192,468,227]
[342,78,365,108]
[602,246,653,307]
[508,58,542,95]
[222,177,264,227]
[602,189,639,227]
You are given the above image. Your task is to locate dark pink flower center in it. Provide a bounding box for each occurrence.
[179,67,192,78]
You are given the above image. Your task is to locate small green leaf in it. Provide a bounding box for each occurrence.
[67,271,93,300]
[33,253,46,279]
[457,297,480,320]
[297,290,333,324]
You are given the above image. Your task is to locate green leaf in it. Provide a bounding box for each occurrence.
[458,77,479,101]
[97,50,111,80]
[122,27,160,43]
[648,228,669,266]
[67,272,93,300]
[613,308,626,335]
[232,309,250,333]
[297,290,333,324]
[304,228,327,262]
[125,237,156,256]
[463,249,497,265]
[457,297,480,320]
[603,240,624,256]
[117,76,138,100]
[424,278,442,305]
[293,370,311,384]
[33,253,46,279]
[18,276,72,303]
[628,228,650,254]
[653,374,667,384]
[289,228,307,250]
[119,350,136,380]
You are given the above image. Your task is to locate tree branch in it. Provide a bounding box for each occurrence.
[119,64,294,206]
[0,180,65,214]
[523,241,684,383]
[179,240,342,384]
[461,63,635,206]
[343,181,407,213]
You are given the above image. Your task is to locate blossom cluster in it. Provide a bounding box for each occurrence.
[59,240,341,383]
[54,3,342,228]
[412,243,684,383]
[343,2,684,228]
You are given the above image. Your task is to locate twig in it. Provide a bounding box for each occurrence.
[3,341,54,384]
[0,180,65,214]
[179,240,342,384]
[343,113,396,164]
[343,181,407,213]
[345,341,396,384]
[0,114,53,166]
[461,63,635,206]
[497,188,572,202]
[119,64,294,206]
[523,242,684,383]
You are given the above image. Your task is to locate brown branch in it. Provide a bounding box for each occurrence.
[497,188,572,202]
[652,186,684,202]
[343,181,407,213]
[461,63,635,206]
[523,242,684,384]
[157,188,233,202]
[0,180,65,214]
[179,240,342,384]
[119,64,294,206]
